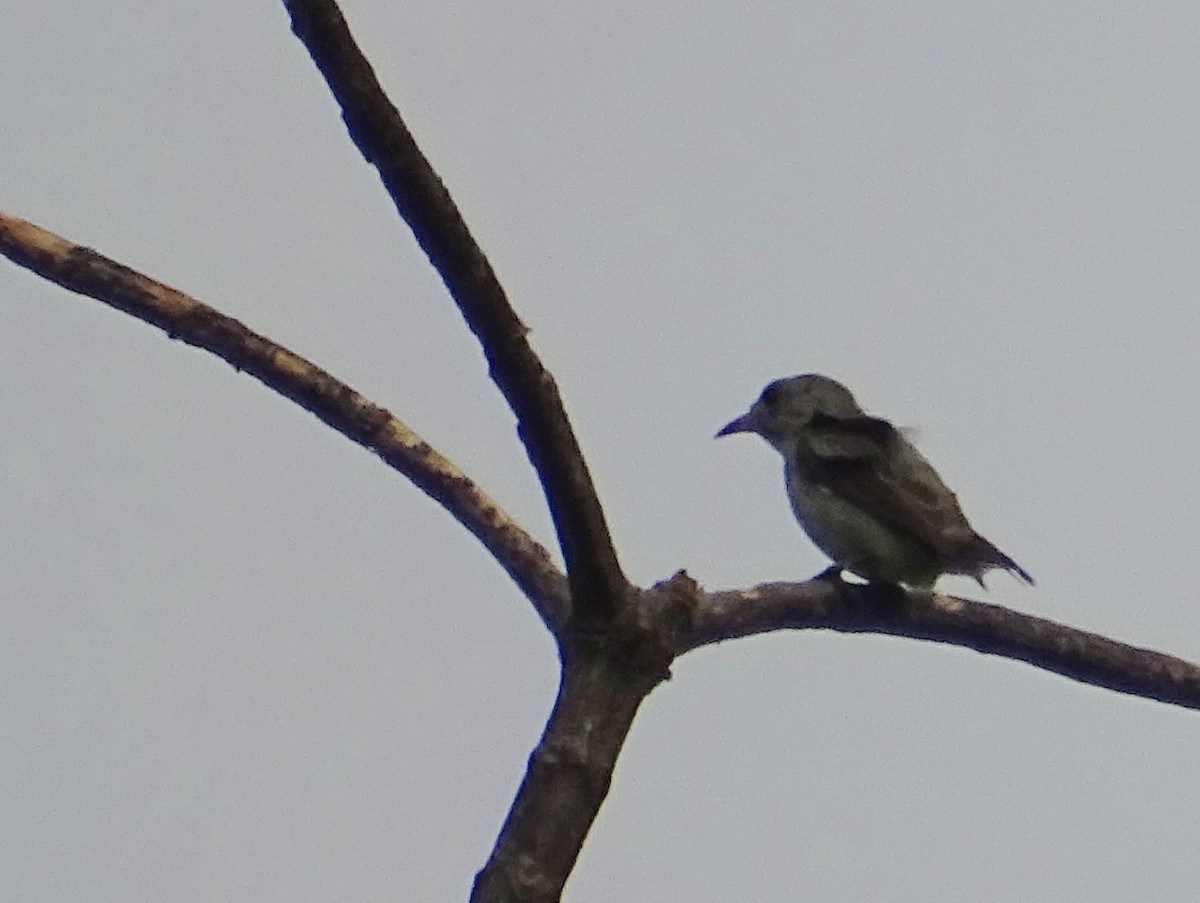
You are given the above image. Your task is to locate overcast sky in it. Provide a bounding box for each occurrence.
[3,2,1200,900]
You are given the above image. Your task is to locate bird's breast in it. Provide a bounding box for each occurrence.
[783,465,938,585]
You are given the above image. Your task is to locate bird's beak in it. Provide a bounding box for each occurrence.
[716,410,758,438]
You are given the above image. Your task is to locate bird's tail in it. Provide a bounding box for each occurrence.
[965,535,1035,588]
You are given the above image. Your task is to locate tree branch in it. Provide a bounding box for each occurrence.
[0,211,569,630]
[471,648,664,903]
[15,4,1198,898]
[281,0,629,624]
[664,574,1200,710]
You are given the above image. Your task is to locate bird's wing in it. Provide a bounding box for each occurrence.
[799,415,977,556]
[804,413,896,460]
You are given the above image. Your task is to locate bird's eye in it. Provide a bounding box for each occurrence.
[760,381,783,408]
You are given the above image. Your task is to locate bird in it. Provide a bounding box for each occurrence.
[716,374,1033,589]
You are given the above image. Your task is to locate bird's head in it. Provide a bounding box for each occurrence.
[716,374,863,452]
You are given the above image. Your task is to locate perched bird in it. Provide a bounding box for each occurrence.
[717,374,1033,589]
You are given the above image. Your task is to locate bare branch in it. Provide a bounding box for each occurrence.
[462,567,1200,901]
[666,575,1200,711]
[471,649,664,903]
[281,0,629,623]
[0,211,569,629]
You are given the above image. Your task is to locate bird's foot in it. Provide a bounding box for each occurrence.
[861,579,910,613]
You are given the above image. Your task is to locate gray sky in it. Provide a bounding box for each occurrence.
[3,2,1200,900]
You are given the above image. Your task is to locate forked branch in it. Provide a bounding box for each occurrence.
[7,4,1200,902]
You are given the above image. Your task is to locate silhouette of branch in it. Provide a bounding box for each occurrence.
[468,566,1200,900]
[0,212,568,630]
[471,649,664,903]
[9,204,1200,903]
[12,5,1199,901]
[283,0,629,624]
[668,575,1200,710]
